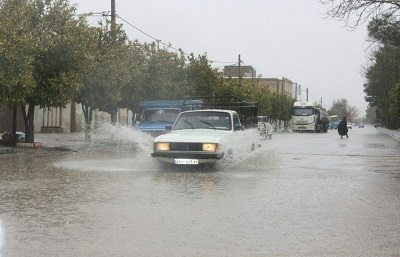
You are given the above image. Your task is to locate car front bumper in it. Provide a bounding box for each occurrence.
[151,151,224,164]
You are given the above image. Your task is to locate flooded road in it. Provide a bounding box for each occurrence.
[1,127,399,256]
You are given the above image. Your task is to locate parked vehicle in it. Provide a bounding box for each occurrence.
[347,122,352,129]
[291,101,329,133]
[134,99,201,136]
[328,115,339,129]
[151,96,259,165]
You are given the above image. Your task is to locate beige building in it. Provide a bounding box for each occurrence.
[250,77,293,97]
[223,66,294,97]
[33,103,130,133]
[224,65,256,78]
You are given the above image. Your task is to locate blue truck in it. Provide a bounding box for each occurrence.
[134,99,203,136]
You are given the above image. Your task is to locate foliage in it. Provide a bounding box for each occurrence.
[364,15,400,129]
[389,83,400,128]
[321,1,400,128]
[135,42,187,102]
[320,0,400,28]
[213,78,292,122]
[76,21,132,114]
[0,0,36,105]
[269,93,293,123]
[186,53,224,97]
[0,0,94,142]
[367,14,400,46]
[0,0,301,138]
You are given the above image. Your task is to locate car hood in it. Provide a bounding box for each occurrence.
[154,129,231,143]
[135,122,172,131]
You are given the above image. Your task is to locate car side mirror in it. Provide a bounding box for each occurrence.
[165,125,172,131]
[234,125,244,131]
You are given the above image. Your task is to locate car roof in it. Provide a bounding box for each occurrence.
[144,107,181,110]
[180,109,237,114]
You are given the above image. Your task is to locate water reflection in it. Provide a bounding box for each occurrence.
[0,219,4,257]
[2,126,399,256]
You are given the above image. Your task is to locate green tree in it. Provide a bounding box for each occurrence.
[389,83,400,128]
[0,0,93,143]
[136,42,187,102]
[74,20,134,140]
[367,14,400,47]
[363,46,400,128]
[120,40,147,118]
[363,15,400,129]
[186,53,224,97]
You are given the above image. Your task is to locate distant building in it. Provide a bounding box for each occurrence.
[223,65,256,78]
[223,66,293,97]
[252,77,293,98]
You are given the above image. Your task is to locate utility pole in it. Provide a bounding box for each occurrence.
[111,0,116,32]
[110,0,117,139]
[238,54,241,86]
[306,88,309,102]
[293,83,298,101]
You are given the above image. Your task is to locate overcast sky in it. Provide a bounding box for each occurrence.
[74,0,370,116]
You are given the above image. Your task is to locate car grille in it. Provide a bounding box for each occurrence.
[170,143,202,151]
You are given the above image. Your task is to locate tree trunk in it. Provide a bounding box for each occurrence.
[22,104,35,143]
[11,104,17,147]
[82,104,91,142]
[70,102,76,132]
[110,109,118,140]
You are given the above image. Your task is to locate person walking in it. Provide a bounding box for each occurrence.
[338,117,349,138]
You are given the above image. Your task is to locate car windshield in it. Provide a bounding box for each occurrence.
[173,111,231,131]
[292,107,314,116]
[141,109,180,123]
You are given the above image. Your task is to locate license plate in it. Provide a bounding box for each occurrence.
[174,159,199,165]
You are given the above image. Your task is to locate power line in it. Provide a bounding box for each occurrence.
[78,11,237,65]
[117,15,176,51]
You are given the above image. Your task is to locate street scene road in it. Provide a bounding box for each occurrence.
[1,126,399,256]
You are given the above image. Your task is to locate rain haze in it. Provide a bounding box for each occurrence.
[74,0,369,116]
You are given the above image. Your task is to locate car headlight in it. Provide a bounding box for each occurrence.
[154,142,169,151]
[202,143,218,152]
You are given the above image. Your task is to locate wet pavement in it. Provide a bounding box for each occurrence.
[0,126,399,256]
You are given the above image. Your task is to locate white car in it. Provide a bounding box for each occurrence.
[151,109,259,165]
[347,122,352,129]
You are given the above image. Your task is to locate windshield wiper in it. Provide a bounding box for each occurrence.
[200,120,216,129]
[182,119,194,129]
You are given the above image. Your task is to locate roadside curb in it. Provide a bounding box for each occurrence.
[378,128,400,141]
[16,142,43,149]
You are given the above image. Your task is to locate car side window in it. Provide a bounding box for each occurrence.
[233,114,241,130]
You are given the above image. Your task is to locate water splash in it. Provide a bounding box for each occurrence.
[53,124,156,171]
[53,125,279,172]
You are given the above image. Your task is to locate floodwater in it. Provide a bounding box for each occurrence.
[0,126,399,256]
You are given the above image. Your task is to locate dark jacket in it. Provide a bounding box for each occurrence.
[338,118,348,136]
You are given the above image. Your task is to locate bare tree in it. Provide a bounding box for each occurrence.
[320,0,400,28]
[330,98,359,120]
